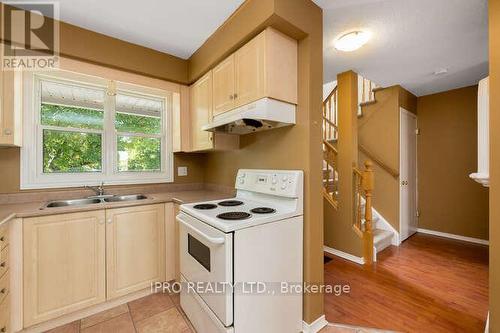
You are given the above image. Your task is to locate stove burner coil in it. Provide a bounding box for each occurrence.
[218,200,244,207]
[193,203,217,210]
[217,212,251,220]
[250,207,276,214]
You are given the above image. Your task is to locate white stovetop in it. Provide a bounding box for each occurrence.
[180,197,300,233]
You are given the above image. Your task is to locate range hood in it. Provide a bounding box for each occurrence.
[202,97,296,135]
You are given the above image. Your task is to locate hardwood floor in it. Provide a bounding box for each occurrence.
[324,233,489,333]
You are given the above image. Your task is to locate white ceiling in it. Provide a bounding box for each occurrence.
[14,0,245,59]
[314,0,489,96]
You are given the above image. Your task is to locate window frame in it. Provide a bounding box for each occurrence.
[21,70,174,189]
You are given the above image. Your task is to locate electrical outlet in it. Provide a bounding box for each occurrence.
[178,166,188,176]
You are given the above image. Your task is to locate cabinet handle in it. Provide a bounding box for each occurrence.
[4,129,11,136]
[0,262,5,268]
[0,288,6,294]
[0,236,4,242]
[107,219,112,224]
[233,93,238,99]
[1,326,6,333]
[229,94,234,100]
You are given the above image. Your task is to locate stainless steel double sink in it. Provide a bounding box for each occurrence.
[44,194,148,208]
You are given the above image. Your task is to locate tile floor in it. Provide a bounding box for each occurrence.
[48,292,193,333]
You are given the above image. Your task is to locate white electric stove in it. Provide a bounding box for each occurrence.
[177,169,304,333]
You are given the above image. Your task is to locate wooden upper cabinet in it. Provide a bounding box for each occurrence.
[234,33,265,107]
[0,65,23,146]
[106,204,165,300]
[212,55,235,116]
[23,211,106,326]
[188,71,239,152]
[211,28,297,117]
[190,71,214,151]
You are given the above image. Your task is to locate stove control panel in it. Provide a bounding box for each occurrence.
[235,169,303,198]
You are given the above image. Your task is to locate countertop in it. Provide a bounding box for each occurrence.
[0,189,232,225]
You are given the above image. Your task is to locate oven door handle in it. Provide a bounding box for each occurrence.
[177,216,226,245]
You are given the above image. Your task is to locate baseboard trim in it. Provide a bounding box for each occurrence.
[417,228,489,245]
[324,246,364,265]
[302,315,328,333]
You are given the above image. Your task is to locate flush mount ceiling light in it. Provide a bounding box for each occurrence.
[334,31,371,52]
[433,68,449,75]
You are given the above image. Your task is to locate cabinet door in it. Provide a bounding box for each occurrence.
[0,43,22,147]
[234,33,265,108]
[23,211,106,326]
[106,204,165,300]
[212,54,235,116]
[190,72,214,151]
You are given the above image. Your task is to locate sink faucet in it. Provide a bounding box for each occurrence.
[85,182,105,196]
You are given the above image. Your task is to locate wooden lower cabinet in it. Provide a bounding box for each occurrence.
[23,211,106,327]
[0,295,9,333]
[0,220,9,333]
[22,204,169,327]
[106,204,166,300]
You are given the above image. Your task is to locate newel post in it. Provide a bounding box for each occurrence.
[362,160,375,265]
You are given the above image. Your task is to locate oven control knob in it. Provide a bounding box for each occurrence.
[239,178,244,184]
[281,183,287,190]
[282,176,288,182]
[272,177,277,184]
[240,173,246,178]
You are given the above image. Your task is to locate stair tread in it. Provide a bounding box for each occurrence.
[359,100,377,107]
[373,228,393,244]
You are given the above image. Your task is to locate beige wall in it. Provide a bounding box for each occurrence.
[417,86,489,240]
[198,0,325,323]
[489,1,499,331]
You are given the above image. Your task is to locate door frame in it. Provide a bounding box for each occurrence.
[399,107,418,241]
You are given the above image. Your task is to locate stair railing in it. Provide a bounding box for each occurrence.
[322,86,339,209]
[359,144,399,178]
[353,160,375,265]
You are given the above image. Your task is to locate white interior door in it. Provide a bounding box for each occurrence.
[400,108,418,241]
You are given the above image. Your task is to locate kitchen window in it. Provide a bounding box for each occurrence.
[21,71,174,189]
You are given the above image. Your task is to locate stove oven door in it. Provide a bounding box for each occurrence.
[177,212,233,326]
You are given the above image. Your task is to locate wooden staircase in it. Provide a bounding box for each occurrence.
[323,75,397,265]
[357,82,398,260]
[322,81,377,265]
[322,86,339,209]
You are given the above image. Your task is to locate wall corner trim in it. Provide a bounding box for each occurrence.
[417,228,489,245]
[302,315,328,333]
[323,246,365,265]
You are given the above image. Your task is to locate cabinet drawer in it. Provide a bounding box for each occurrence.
[0,224,8,250]
[0,292,9,333]
[0,270,8,306]
[0,247,8,279]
